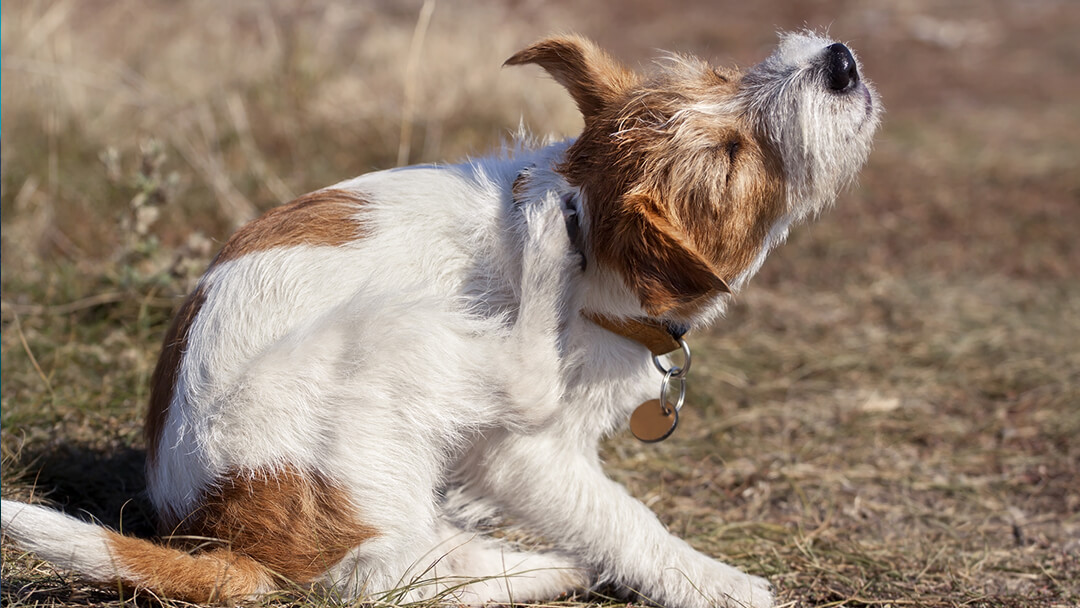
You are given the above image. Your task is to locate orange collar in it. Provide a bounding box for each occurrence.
[584,312,687,356]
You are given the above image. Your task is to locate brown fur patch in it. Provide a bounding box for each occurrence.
[109,532,272,603]
[512,37,787,316]
[604,194,731,316]
[566,63,786,316]
[211,188,368,264]
[145,285,207,465]
[170,467,377,585]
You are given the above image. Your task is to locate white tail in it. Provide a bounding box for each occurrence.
[1,499,121,581]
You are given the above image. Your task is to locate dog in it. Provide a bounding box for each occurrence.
[1,32,880,608]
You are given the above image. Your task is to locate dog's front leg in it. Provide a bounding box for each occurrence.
[473,432,774,608]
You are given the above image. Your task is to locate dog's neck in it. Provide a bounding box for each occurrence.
[558,196,683,353]
[512,163,689,355]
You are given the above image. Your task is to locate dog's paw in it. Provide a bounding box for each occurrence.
[741,573,775,608]
[712,572,774,608]
[665,558,774,608]
[522,198,584,278]
[445,551,590,606]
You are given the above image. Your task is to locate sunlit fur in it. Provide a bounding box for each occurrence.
[2,32,880,608]
[741,31,881,221]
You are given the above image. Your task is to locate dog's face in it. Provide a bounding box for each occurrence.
[507,32,881,318]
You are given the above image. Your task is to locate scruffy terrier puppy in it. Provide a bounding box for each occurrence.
[2,32,880,608]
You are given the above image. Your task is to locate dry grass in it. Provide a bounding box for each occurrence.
[2,1,1078,607]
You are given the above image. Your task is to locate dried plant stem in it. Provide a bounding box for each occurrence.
[12,313,55,399]
[398,0,437,167]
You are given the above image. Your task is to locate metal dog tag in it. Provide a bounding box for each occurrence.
[630,399,679,443]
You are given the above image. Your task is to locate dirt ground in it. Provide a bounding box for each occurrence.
[2,1,1077,607]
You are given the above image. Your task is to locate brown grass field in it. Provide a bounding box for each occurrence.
[2,1,1077,607]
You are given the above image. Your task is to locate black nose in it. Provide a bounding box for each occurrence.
[826,43,859,91]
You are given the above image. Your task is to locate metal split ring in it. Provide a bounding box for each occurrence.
[652,336,692,378]
[658,368,687,415]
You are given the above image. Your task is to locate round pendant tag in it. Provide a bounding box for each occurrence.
[630,399,679,443]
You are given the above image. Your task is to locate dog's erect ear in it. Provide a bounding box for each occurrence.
[605,195,731,317]
[505,35,637,122]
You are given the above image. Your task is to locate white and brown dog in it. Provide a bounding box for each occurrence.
[2,32,880,608]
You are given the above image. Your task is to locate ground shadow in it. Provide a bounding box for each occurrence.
[10,441,157,538]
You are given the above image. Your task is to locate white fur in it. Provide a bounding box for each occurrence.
[3,32,883,608]
[740,31,882,222]
[1,500,120,581]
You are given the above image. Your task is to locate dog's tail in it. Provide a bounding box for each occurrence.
[1,499,274,602]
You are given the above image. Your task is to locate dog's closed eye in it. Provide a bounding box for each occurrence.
[724,140,741,186]
[726,140,740,166]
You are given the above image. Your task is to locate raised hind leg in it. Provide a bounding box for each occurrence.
[499,196,585,431]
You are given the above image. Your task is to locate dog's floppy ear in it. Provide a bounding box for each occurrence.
[604,195,731,317]
[505,35,637,122]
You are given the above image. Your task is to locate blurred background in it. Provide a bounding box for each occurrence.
[2,1,1077,606]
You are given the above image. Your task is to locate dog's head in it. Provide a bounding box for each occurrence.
[507,32,881,319]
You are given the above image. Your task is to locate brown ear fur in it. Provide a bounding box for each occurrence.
[606,195,730,316]
[505,35,638,121]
